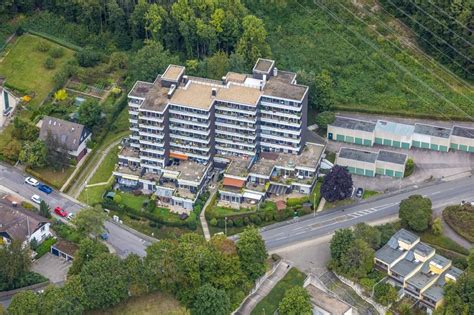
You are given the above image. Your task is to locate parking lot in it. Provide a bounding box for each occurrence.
[31,253,72,284]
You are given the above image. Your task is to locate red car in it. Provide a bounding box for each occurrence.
[54,206,68,217]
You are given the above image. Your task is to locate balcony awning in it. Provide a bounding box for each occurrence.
[242,191,262,201]
[223,177,245,188]
[170,152,188,160]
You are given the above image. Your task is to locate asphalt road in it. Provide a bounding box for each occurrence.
[0,163,150,257]
[261,175,474,250]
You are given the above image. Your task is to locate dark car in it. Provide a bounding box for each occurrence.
[38,184,53,194]
[356,187,364,198]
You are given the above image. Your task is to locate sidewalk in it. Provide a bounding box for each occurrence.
[200,189,216,241]
[234,260,291,315]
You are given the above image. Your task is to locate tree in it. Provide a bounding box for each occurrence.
[130,0,150,40]
[340,239,374,278]
[330,229,354,265]
[236,15,271,67]
[354,223,382,250]
[404,158,415,177]
[0,240,31,289]
[299,70,334,111]
[80,253,128,310]
[278,286,312,315]
[315,111,335,130]
[129,40,179,82]
[75,48,102,67]
[321,165,353,202]
[145,3,167,41]
[69,238,108,275]
[1,138,22,161]
[39,285,83,315]
[144,240,180,292]
[53,89,68,102]
[123,254,149,296]
[399,195,432,232]
[78,99,102,129]
[8,291,39,315]
[39,200,51,218]
[432,217,443,236]
[374,282,398,306]
[236,227,268,281]
[192,284,231,315]
[72,208,106,238]
[19,139,48,168]
[12,117,39,141]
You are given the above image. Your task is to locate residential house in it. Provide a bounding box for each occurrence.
[38,116,92,162]
[304,275,353,315]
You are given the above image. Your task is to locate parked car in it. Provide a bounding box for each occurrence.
[25,177,40,187]
[66,213,75,221]
[31,194,42,204]
[356,187,364,198]
[100,233,109,241]
[54,206,68,217]
[38,184,53,194]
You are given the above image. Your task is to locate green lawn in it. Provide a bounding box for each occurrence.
[0,34,74,107]
[248,0,473,119]
[27,165,75,189]
[89,292,188,315]
[443,205,474,243]
[251,268,306,315]
[362,190,379,200]
[117,192,148,211]
[78,184,108,205]
[88,146,119,185]
[324,198,355,210]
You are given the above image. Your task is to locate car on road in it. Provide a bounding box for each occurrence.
[355,187,364,198]
[25,177,40,186]
[100,232,109,241]
[54,206,68,217]
[38,184,53,194]
[66,213,75,221]
[31,194,42,204]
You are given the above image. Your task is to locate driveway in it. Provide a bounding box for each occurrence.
[31,253,71,284]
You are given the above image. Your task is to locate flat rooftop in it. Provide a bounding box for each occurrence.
[306,284,351,315]
[452,125,474,139]
[253,58,275,73]
[165,160,208,183]
[392,254,421,277]
[118,146,139,159]
[129,81,154,99]
[162,65,185,82]
[225,156,252,178]
[263,74,307,101]
[225,72,247,84]
[375,120,415,136]
[338,147,378,163]
[140,78,169,112]
[377,150,408,165]
[114,165,142,177]
[414,123,451,139]
[331,116,376,132]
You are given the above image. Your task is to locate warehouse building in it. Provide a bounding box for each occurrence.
[450,125,474,153]
[412,124,451,152]
[327,116,375,146]
[374,120,414,149]
[336,147,407,178]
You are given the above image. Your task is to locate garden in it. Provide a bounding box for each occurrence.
[442,203,474,243]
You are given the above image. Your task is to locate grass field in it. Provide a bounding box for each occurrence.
[89,292,188,315]
[248,0,473,120]
[88,146,119,185]
[0,34,74,107]
[443,205,474,243]
[251,267,306,315]
[27,165,75,189]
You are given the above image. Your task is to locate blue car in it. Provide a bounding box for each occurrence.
[38,184,53,194]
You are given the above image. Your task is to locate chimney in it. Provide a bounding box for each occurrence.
[167,84,176,99]
[211,88,217,97]
[273,67,278,77]
[263,74,267,82]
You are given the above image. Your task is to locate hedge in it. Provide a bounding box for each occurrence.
[34,237,57,259]
[0,272,48,291]
[286,196,309,207]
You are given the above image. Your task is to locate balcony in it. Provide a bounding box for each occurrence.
[216,145,255,156]
[170,125,210,136]
[170,142,210,152]
[260,116,301,128]
[215,129,257,140]
[260,133,301,144]
[169,109,210,120]
[260,141,300,151]
[215,121,255,132]
[139,130,164,139]
[215,113,257,124]
[170,117,210,128]
[260,124,302,135]
[138,114,164,123]
[170,133,210,144]
[215,138,256,148]
[215,105,256,115]
[259,100,302,111]
[260,109,301,120]
[140,147,165,155]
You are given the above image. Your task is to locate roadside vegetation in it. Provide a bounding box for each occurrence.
[443,204,474,243]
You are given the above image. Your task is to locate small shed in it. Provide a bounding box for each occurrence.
[51,240,78,262]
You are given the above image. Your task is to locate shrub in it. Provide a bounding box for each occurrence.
[210,218,218,226]
[34,237,57,259]
[21,201,36,210]
[315,111,335,130]
[43,57,56,69]
[75,48,102,67]
[113,194,122,204]
[36,41,50,52]
[404,158,415,177]
[217,218,225,228]
[243,216,250,225]
[374,282,398,306]
[234,217,244,227]
[227,219,234,227]
[49,47,65,58]
[287,196,309,207]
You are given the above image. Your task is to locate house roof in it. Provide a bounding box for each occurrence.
[391,250,422,277]
[338,147,378,163]
[223,177,246,188]
[0,201,49,243]
[305,284,352,315]
[375,120,415,136]
[377,150,408,165]
[39,116,88,151]
[331,116,376,132]
[375,229,419,264]
[414,123,451,139]
[53,240,78,257]
[451,125,474,139]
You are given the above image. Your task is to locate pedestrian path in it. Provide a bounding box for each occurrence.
[200,189,216,241]
[234,261,291,315]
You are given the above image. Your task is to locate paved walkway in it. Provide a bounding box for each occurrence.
[234,261,291,315]
[200,189,216,241]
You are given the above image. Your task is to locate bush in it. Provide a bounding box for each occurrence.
[43,57,56,69]
[315,111,335,130]
[75,48,102,67]
[0,271,48,291]
[49,47,65,58]
[404,158,415,177]
[210,218,218,226]
[234,217,244,227]
[21,201,36,210]
[34,237,57,259]
[36,41,50,52]
[374,282,398,306]
[113,194,122,204]
[287,196,309,207]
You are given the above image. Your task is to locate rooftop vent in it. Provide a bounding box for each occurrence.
[211,88,217,97]
[167,84,177,99]
[273,67,278,76]
[182,75,188,84]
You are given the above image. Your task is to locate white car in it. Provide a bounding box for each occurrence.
[66,213,75,221]
[25,177,40,187]
[31,194,42,204]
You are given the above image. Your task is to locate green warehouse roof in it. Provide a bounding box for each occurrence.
[377,150,408,165]
[338,147,378,163]
[452,125,474,139]
[414,124,451,139]
[331,116,376,132]
[375,120,415,136]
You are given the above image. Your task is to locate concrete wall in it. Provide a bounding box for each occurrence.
[374,131,412,149]
[327,125,375,147]
[450,135,474,153]
[375,160,405,178]
[335,156,376,177]
[412,134,450,152]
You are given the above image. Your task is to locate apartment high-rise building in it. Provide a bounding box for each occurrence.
[115,59,311,212]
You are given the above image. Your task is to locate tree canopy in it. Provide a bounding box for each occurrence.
[78,99,102,129]
[192,284,231,315]
[399,195,432,232]
[278,286,312,315]
[321,165,353,202]
[72,208,106,238]
[236,227,268,281]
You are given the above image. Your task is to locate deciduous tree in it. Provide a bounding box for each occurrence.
[321,165,353,202]
[236,227,268,281]
[78,99,102,129]
[330,229,354,265]
[19,139,47,168]
[69,238,108,275]
[278,286,312,315]
[0,240,31,289]
[340,239,374,278]
[72,208,106,238]
[399,195,432,232]
[236,15,271,67]
[354,223,382,250]
[192,284,231,315]
[7,291,39,315]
